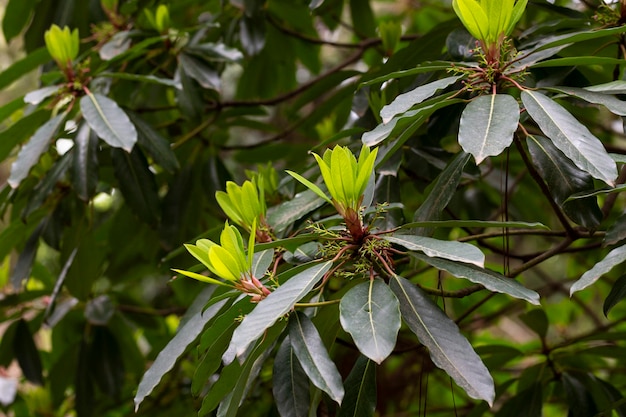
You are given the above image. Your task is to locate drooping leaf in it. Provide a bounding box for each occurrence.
[134,288,226,411]
[89,327,125,399]
[179,53,220,90]
[224,261,332,363]
[337,356,376,417]
[570,244,626,296]
[411,252,540,304]
[603,274,626,317]
[22,151,72,219]
[385,235,485,267]
[390,275,495,406]
[458,94,519,164]
[272,336,310,417]
[72,124,99,202]
[127,111,180,173]
[521,90,617,185]
[289,311,344,404]
[80,92,137,152]
[339,279,401,364]
[526,135,602,229]
[8,113,66,188]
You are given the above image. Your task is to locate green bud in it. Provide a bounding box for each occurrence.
[452,0,527,47]
[216,180,266,232]
[44,25,79,71]
[145,4,171,33]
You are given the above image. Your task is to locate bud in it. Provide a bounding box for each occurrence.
[44,25,79,72]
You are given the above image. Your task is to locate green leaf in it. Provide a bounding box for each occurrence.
[390,275,495,406]
[224,261,332,363]
[521,90,617,185]
[22,152,72,219]
[495,383,543,417]
[0,109,49,162]
[0,47,50,91]
[531,26,626,52]
[72,124,99,202]
[339,279,401,364]
[286,170,332,205]
[99,31,132,60]
[14,319,43,386]
[380,76,462,123]
[134,288,226,411]
[453,0,489,41]
[99,72,182,89]
[252,249,274,278]
[24,85,61,105]
[530,56,626,69]
[526,135,602,229]
[570,244,626,296]
[349,0,376,38]
[8,113,66,188]
[562,373,597,417]
[179,53,220,90]
[565,184,626,201]
[289,311,344,404]
[518,309,549,339]
[603,275,626,317]
[272,336,310,417]
[337,356,376,417]
[2,0,36,42]
[360,61,455,87]
[546,86,626,116]
[10,220,45,289]
[458,94,520,164]
[411,253,540,304]
[267,190,326,234]
[400,220,549,230]
[127,111,180,173]
[80,92,137,152]
[385,234,485,267]
[586,80,626,94]
[605,214,626,247]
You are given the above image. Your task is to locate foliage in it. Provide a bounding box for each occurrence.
[2,0,626,416]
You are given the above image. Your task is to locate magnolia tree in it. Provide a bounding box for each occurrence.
[2,0,626,416]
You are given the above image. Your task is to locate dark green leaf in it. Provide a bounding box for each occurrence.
[99,71,182,89]
[411,252,540,304]
[518,309,549,339]
[14,319,43,385]
[267,190,325,234]
[10,220,45,290]
[605,214,626,247]
[224,261,332,363]
[84,295,115,326]
[521,90,617,185]
[385,235,485,267]
[2,0,36,41]
[289,311,344,404]
[390,275,495,406]
[111,147,160,225]
[526,135,602,229]
[75,340,95,417]
[349,0,376,38]
[80,92,137,152]
[361,61,456,87]
[0,109,49,162]
[127,111,180,173]
[0,320,19,366]
[563,373,597,417]
[240,15,266,56]
[400,220,549,230]
[89,327,125,399]
[530,56,626,68]
[339,279,401,364]
[531,26,626,52]
[565,185,626,201]
[179,53,220,90]
[495,383,543,417]
[337,356,376,417]
[0,47,50,91]
[570,244,626,296]
[458,94,520,164]
[546,86,626,116]
[603,274,626,317]
[8,113,65,188]
[185,42,244,62]
[23,151,72,219]
[72,124,99,202]
[273,336,310,417]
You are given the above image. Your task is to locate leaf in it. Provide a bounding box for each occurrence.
[272,336,310,417]
[24,85,61,105]
[349,0,376,38]
[586,80,626,94]
[2,0,36,42]
[134,289,227,411]
[224,261,332,363]
[111,147,160,225]
[80,92,137,152]
[252,249,274,278]
[99,31,132,60]
[385,235,485,267]
[72,124,99,202]
[390,275,495,406]
[8,113,65,188]
[89,327,125,399]
[84,295,115,326]
[337,356,376,417]
[529,56,626,69]
[526,135,602,229]
[562,373,597,417]
[13,319,43,386]
[400,220,549,230]
[546,86,626,116]
[127,111,180,173]
[266,189,326,233]
[339,279,401,364]
[411,253,540,304]
[521,90,616,185]
[0,109,50,162]
[458,94,520,164]
[605,214,626,247]
[604,274,626,317]
[99,71,182,89]
[361,61,455,86]
[10,220,45,290]
[494,383,543,417]
[380,76,462,123]
[570,245,626,296]
[518,309,549,339]
[565,184,626,201]
[179,53,220,90]
[0,47,50,91]
[531,26,626,52]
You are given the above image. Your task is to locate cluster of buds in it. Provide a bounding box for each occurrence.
[44,24,80,80]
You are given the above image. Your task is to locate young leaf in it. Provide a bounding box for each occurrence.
[390,275,495,406]
[385,235,485,267]
[570,244,626,296]
[337,356,377,417]
[272,337,311,417]
[224,261,332,363]
[286,170,332,204]
[289,312,344,404]
[80,92,137,152]
[339,279,401,364]
[458,94,519,164]
[521,90,617,185]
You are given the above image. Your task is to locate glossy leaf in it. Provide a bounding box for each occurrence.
[571,244,626,296]
[179,53,220,90]
[521,90,616,185]
[458,94,519,164]
[339,279,401,364]
[224,261,332,363]
[385,234,485,267]
[80,92,137,152]
[411,253,540,304]
[272,336,310,417]
[289,311,344,404]
[337,356,376,417]
[390,275,495,406]
[8,113,65,188]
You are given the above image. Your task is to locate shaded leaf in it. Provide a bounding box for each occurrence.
[361,61,456,87]
[100,71,182,89]
[23,152,72,219]
[518,309,549,339]
[89,327,124,399]
[400,220,549,230]
[494,383,542,417]
[0,47,50,91]
[179,53,220,90]
[530,56,626,68]
[14,319,43,386]
[605,213,626,247]
[267,190,326,233]
[458,94,519,164]
[547,86,626,116]
[2,0,36,42]
[84,295,115,326]
[570,244,626,296]
[72,124,99,202]
[390,275,495,406]
[411,252,540,304]
[562,373,597,417]
[385,234,485,267]
[604,274,626,317]
[10,220,45,290]
[0,109,50,162]
[531,26,626,52]
[80,92,137,152]
[224,261,332,363]
[272,336,310,417]
[337,356,376,417]
[339,279,401,364]
[127,111,180,173]
[521,90,616,185]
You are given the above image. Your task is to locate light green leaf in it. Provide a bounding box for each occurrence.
[459,94,520,164]
[289,311,344,404]
[521,90,617,185]
[172,268,232,287]
[286,170,332,205]
[411,252,540,304]
[80,92,137,152]
[339,279,401,364]
[453,0,489,41]
[570,245,626,296]
[337,356,376,417]
[390,275,495,406]
[385,235,484,267]
[224,261,332,363]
